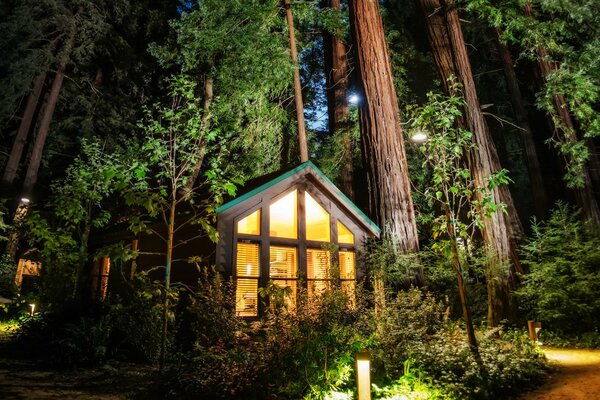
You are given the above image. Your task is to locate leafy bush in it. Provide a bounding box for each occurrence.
[13,308,112,366]
[374,287,548,399]
[517,203,600,333]
[373,359,455,400]
[108,273,164,363]
[411,328,547,399]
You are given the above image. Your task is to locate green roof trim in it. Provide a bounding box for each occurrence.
[216,161,381,234]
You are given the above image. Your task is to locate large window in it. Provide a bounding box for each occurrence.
[235,242,260,316]
[234,188,357,316]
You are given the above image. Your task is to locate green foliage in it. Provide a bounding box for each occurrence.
[464,0,600,187]
[375,288,446,378]
[24,139,139,305]
[373,287,547,399]
[150,0,291,179]
[109,273,165,363]
[516,202,600,333]
[373,359,455,400]
[407,85,509,255]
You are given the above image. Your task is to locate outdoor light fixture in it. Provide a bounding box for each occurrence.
[410,128,428,143]
[356,351,371,400]
[20,197,30,204]
[29,303,35,316]
[348,93,360,105]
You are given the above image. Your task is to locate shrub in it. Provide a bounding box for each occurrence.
[108,273,164,363]
[517,203,600,333]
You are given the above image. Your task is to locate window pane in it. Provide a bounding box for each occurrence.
[339,251,355,279]
[236,242,260,277]
[337,221,354,244]
[270,190,297,238]
[308,280,331,297]
[270,246,297,278]
[307,249,331,279]
[236,278,258,316]
[237,209,260,235]
[305,192,330,242]
[273,279,297,311]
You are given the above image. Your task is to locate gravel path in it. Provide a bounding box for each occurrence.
[518,348,600,400]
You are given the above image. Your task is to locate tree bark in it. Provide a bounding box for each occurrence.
[284,0,309,163]
[323,0,354,199]
[22,8,81,195]
[494,30,549,218]
[418,0,523,326]
[2,69,48,188]
[348,0,420,256]
[523,3,600,228]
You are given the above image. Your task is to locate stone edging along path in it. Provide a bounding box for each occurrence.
[518,348,600,400]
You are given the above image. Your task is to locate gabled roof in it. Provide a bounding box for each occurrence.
[216,161,381,235]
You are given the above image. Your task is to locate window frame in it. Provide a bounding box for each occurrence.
[231,184,360,317]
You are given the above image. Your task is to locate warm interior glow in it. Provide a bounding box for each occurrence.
[270,246,297,310]
[339,251,355,279]
[337,221,354,244]
[236,243,260,317]
[237,209,260,235]
[270,246,297,278]
[236,243,260,277]
[270,190,297,238]
[307,249,331,297]
[305,192,330,242]
[236,279,258,317]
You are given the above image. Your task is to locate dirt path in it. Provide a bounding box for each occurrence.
[518,348,600,400]
[0,358,157,400]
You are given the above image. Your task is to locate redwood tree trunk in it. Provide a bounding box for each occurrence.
[284,0,309,163]
[419,0,523,326]
[2,68,48,188]
[22,8,81,195]
[494,30,549,217]
[324,0,354,199]
[524,3,600,228]
[348,0,419,255]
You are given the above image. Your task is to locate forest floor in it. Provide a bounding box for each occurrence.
[517,347,600,400]
[1,338,600,399]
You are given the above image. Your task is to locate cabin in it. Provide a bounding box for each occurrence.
[215,161,380,317]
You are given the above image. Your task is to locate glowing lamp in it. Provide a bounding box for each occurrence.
[410,129,428,143]
[349,94,360,105]
[29,303,35,316]
[356,351,371,400]
[20,197,30,204]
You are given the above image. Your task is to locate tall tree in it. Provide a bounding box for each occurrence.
[21,6,81,196]
[323,0,354,199]
[348,0,420,254]
[494,29,549,218]
[522,2,600,228]
[418,0,524,326]
[284,0,309,163]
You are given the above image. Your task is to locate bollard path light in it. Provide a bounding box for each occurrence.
[356,351,371,400]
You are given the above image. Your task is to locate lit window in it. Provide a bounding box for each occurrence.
[337,221,354,244]
[305,192,330,242]
[339,250,356,307]
[235,243,260,316]
[270,190,297,238]
[237,209,260,235]
[270,246,297,310]
[307,248,331,297]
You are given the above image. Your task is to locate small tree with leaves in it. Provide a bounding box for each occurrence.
[126,75,240,370]
[408,85,511,355]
